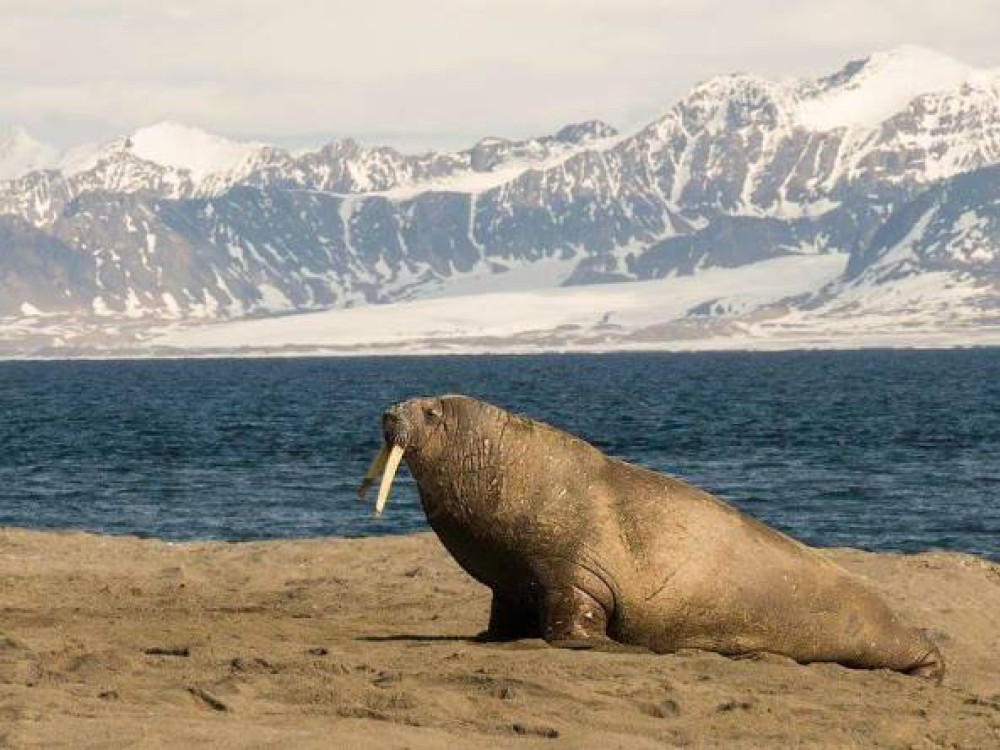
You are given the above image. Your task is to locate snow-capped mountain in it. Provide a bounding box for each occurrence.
[2,46,1000,354]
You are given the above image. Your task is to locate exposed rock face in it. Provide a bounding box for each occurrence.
[1,46,999,332]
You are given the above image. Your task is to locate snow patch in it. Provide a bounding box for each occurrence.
[256,283,293,311]
[161,293,182,317]
[19,302,43,316]
[130,122,262,180]
[796,46,999,131]
[871,208,935,273]
[125,289,144,318]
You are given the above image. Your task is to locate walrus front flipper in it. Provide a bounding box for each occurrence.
[478,591,540,642]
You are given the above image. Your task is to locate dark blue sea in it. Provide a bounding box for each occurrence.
[0,350,997,561]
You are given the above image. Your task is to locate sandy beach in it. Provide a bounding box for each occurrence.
[1,528,998,748]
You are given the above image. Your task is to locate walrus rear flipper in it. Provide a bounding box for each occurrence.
[904,642,946,683]
[845,621,946,683]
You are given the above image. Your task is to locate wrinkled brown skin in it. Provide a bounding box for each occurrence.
[380,394,945,681]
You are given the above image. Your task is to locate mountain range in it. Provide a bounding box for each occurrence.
[2,45,999,355]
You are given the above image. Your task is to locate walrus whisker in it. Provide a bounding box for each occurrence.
[374,444,405,517]
[357,444,391,501]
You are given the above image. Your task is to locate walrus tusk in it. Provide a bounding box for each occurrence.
[357,444,391,501]
[374,444,405,517]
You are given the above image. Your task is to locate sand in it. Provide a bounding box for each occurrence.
[1,529,998,749]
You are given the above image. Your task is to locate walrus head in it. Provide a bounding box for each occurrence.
[357,396,453,516]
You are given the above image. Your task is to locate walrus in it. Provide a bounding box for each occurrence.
[358,394,944,680]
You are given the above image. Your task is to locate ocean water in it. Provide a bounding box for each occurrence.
[0,350,997,561]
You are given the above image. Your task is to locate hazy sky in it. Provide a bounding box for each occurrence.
[2,0,999,150]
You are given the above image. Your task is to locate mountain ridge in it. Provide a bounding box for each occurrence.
[2,45,1000,354]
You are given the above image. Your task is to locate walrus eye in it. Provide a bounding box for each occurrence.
[424,405,443,422]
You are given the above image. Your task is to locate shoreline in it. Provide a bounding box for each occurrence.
[2,527,999,747]
[1,340,1000,363]
[0,524,997,565]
